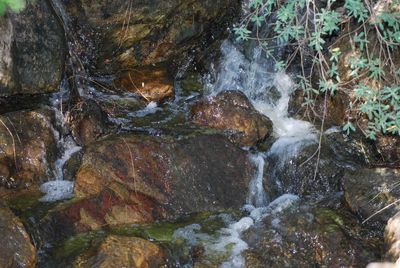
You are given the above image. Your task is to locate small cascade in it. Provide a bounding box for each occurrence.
[39,85,82,202]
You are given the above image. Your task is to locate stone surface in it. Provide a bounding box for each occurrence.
[343,168,400,225]
[73,235,165,268]
[59,0,240,74]
[114,66,174,102]
[244,199,379,267]
[0,203,37,268]
[47,134,253,232]
[68,99,109,146]
[191,90,273,147]
[0,108,58,188]
[0,1,65,96]
[264,139,342,200]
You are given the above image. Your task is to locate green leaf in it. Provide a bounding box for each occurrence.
[274,60,286,71]
[342,121,356,135]
[251,14,265,27]
[250,0,264,8]
[320,9,341,35]
[344,0,369,23]
[354,32,369,50]
[309,32,325,51]
[233,26,252,41]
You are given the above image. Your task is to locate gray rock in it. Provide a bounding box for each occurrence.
[0,1,65,96]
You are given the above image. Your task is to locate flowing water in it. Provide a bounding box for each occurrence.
[171,36,319,267]
[39,83,82,202]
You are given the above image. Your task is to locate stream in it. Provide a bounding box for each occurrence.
[1,0,395,267]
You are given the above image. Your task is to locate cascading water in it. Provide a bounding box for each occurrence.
[174,24,318,268]
[39,83,82,202]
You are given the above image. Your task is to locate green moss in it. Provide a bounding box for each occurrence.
[179,72,204,95]
[7,191,57,223]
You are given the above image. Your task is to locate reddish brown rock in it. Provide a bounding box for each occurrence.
[58,0,240,74]
[73,235,166,268]
[0,204,37,268]
[191,90,273,147]
[0,108,58,188]
[48,134,253,233]
[114,66,174,102]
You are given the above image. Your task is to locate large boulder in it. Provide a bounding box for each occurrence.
[0,108,59,188]
[343,168,400,226]
[46,134,253,233]
[72,235,166,268]
[191,90,273,147]
[0,1,65,96]
[0,203,37,268]
[58,0,240,74]
[244,198,379,267]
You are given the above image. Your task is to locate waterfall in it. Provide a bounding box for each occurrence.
[194,33,318,267]
[39,84,82,202]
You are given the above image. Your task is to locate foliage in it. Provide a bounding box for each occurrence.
[0,0,26,16]
[235,0,400,140]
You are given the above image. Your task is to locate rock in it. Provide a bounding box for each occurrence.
[375,135,400,164]
[191,90,273,147]
[0,1,65,96]
[179,72,204,95]
[62,150,83,182]
[263,138,343,200]
[114,66,174,102]
[385,211,400,262]
[244,198,379,267]
[343,168,400,225]
[73,235,165,268]
[47,134,253,233]
[289,89,349,128]
[58,0,240,74]
[68,99,109,146]
[0,203,37,268]
[0,108,59,188]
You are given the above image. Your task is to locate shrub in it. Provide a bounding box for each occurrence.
[235,0,400,139]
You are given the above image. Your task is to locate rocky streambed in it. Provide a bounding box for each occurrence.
[0,0,400,268]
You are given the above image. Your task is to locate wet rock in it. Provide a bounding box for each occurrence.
[191,90,273,147]
[0,1,65,96]
[264,138,343,200]
[385,211,400,262]
[68,99,109,146]
[0,108,58,188]
[343,168,400,225]
[374,135,400,164]
[244,199,379,267]
[289,89,349,128]
[48,134,253,232]
[114,66,174,102]
[0,203,37,268]
[179,72,204,95]
[63,150,83,182]
[59,0,240,74]
[73,235,165,268]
